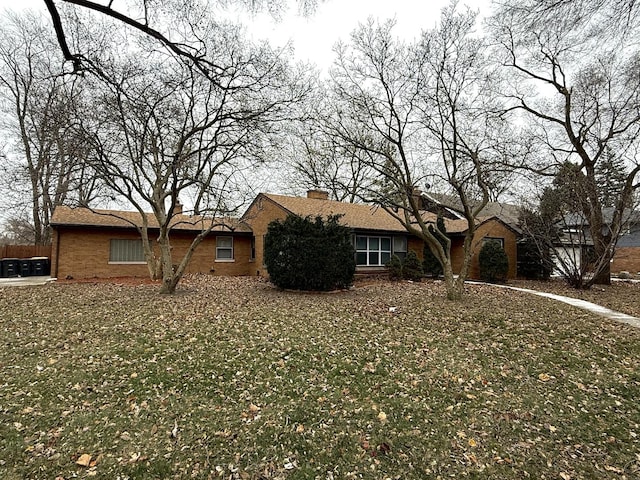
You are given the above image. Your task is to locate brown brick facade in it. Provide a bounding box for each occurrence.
[611,247,640,274]
[52,226,252,279]
[51,194,519,281]
[449,220,518,280]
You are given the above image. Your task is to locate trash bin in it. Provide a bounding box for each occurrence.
[31,257,50,276]
[1,258,20,278]
[18,259,32,277]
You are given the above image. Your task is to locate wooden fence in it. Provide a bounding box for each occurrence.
[0,245,52,259]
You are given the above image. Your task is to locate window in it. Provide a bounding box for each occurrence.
[393,236,407,261]
[250,237,256,261]
[355,235,392,266]
[482,237,504,248]
[109,239,145,263]
[216,236,234,261]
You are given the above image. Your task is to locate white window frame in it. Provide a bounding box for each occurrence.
[215,236,234,262]
[355,235,392,266]
[109,239,146,264]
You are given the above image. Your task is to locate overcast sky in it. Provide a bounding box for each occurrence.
[232,0,491,71]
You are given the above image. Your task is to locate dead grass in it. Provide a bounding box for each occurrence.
[0,275,638,479]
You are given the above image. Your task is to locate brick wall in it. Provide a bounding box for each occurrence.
[52,226,252,279]
[450,220,518,280]
[611,247,640,274]
[242,196,289,276]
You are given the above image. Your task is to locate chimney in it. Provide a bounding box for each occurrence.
[173,200,183,215]
[411,187,423,209]
[307,189,329,200]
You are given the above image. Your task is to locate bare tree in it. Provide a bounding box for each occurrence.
[0,11,104,245]
[491,0,640,287]
[84,23,306,294]
[328,4,510,300]
[279,87,378,202]
[42,0,322,76]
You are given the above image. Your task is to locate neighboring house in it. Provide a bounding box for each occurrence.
[555,208,640,275]
[611,211,640,274]
[50,206,253,279]
[50,190,519,280]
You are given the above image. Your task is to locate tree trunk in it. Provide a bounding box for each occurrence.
[442,261,463,301]
[158,233,178,294]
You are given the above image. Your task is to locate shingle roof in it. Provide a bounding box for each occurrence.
[260,193,477,234]
[50,206,251,233]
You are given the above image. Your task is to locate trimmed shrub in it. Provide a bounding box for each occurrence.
[423,244,443,279]
[479,241,509,283]
[387,254,403,280]
[264,214,355,291]
[402,250,424,281]
[517,238,552,280]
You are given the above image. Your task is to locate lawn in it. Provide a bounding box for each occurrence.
[0,276,638,479]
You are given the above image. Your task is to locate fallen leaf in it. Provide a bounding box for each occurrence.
[538,373,551,382]
[468,438,477,447]
[76,453,92,467]
[377,411,387,422]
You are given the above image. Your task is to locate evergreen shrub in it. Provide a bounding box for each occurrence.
[264,214,355,291]
[479,240,509,283]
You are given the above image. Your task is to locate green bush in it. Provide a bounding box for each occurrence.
[387,251,423,281]
[264,214,355,291]
[387,254,403,280]
[517,238,552,280]
[402,250,424,281]
[423,244,443,279]
[479,241,509,283]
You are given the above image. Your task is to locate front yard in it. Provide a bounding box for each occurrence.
[0,276,638,479]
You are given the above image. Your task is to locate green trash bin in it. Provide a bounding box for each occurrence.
[1,258,20,278]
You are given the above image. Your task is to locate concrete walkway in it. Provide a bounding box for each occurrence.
[0,276,55,287]
[470,282,640,329]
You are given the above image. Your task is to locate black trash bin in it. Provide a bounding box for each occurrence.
[19,259,32,277]
[31,257,50,276]
[1,258,20,278]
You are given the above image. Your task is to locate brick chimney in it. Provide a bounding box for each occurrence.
[172,200,183,215]
[307,189,329,200]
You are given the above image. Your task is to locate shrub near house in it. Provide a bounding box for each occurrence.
[264,214,355,291]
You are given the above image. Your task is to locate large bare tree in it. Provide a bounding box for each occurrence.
[491,0,640,287]
[328,3,511,300]
[84,22,306,294]
[0,11,104,245]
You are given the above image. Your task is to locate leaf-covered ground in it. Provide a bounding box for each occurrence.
[1,276,638,479]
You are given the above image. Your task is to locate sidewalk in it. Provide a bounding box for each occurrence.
[0,276,55,287]
[470,282,640,329]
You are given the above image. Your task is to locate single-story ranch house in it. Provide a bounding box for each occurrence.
[50,190,518,280]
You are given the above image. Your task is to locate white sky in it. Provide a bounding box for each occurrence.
[232,0,491,71]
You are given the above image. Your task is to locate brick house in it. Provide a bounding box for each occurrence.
[50,207,253,279]
[50,190,518,280]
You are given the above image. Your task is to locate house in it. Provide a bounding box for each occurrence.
[50,206,253,279]
[553,208,640,276]
[50,190,519,280]
[611,210,640,274]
